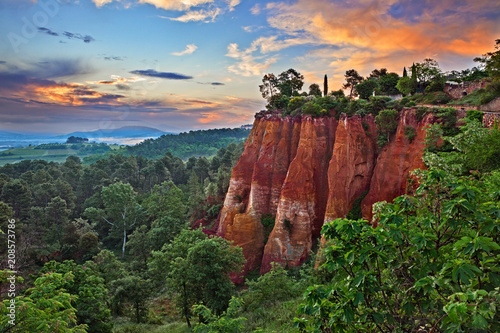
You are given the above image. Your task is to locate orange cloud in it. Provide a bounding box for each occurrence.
[261,0,499,79]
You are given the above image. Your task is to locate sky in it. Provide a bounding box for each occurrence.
[0,0,499,134]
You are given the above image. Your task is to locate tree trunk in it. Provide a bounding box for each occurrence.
[122,224,126,259]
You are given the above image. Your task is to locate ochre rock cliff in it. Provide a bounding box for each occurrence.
[218,108,436,275]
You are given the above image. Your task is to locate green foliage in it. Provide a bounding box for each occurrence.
[474,39,500,78]
[346,190,368,220]
[287,96,306,114]
[424,76,445,93]
[374,109,399,147]
[343,69,364,98]
[40,260,113,333]
[261,214,275,244]
[466,109,483,122]
[0,271,88,333]
[283,218,292,233]
[149,228,245,327]
[296,169,500,332]
[242,263,299,311]
[377,72,400,95]
[447,119,500,172]
[192,297,247,333]
[111,275,151,323]
[302,101,322,116]
[355,78,378,100]
[308,83,322,97]
[396,76,413,95]
[404,125,417,143]
[120,128,249,160]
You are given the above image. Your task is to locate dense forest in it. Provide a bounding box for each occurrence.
[0,40,499,332]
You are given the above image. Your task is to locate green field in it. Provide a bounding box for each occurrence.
[0,143,120,166]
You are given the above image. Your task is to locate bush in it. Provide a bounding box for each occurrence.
[302,101,322,116]
[404,126,417,143]
[287,96,306,113]
[466,109,483,122]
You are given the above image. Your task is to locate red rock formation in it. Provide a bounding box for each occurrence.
[261,116,337,273]
[217,112,300,276]
[218,108,437,276]
[361,109,430,221]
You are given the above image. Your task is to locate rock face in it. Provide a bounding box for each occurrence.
[218,108,434,275]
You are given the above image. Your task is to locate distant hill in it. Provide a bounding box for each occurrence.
[121,127,251,160]
[56,126,174,140]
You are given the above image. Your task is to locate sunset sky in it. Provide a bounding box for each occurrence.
[0,0,499,134]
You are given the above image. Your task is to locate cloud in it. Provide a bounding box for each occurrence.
[86,75,145,87]
[172,44,198,56]
[0,61,6,64]
[130,69,193,80]
[63,31,95,43]
[104,56,125,61]
[211,82,224,86]
[38,27,58,36]
[0,72,123,106]
[94,0,238,22]
[259,0,499,75]
[250,4,261,15]
[225,43,276,77]
[162,8,221,22]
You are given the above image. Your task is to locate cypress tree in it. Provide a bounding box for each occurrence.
[403,67,407,77]
[323,74,328,97]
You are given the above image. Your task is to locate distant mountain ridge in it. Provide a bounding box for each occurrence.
[56,126,174,139]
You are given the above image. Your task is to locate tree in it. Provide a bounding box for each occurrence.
[84,182,142,258]
[47,196,71,247]
[374,109,399,146]
[193,297,247,333]
[378,72,400,95]
[402,67,407,77]
[149,229,245,327]
[323,74,328,97]
[355,78,378,99]
[111,275,151,323]
[0,271,87,333]
[415,58,441,94]
[259,73,279,101]
[308,83,322,97]
[40,261,113,333]
[474,39,500,78]
[343,69,364,98]
[295,169,500,332]
[369,68,388,79]
[396,76,413,96]
[66,136,89,144]
[277,68,304,97]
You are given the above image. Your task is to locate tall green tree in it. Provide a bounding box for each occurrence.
[355,78,378,99]
[84,182,142,258]
[323,74,328,97]
[149,229,245,327]
[308,83,322,97]
[342,69,364,98]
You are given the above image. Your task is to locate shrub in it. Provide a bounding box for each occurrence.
[302,101,322,116]
[404,126,417,143]
[466,109,483,122]
[287,96,306,113]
